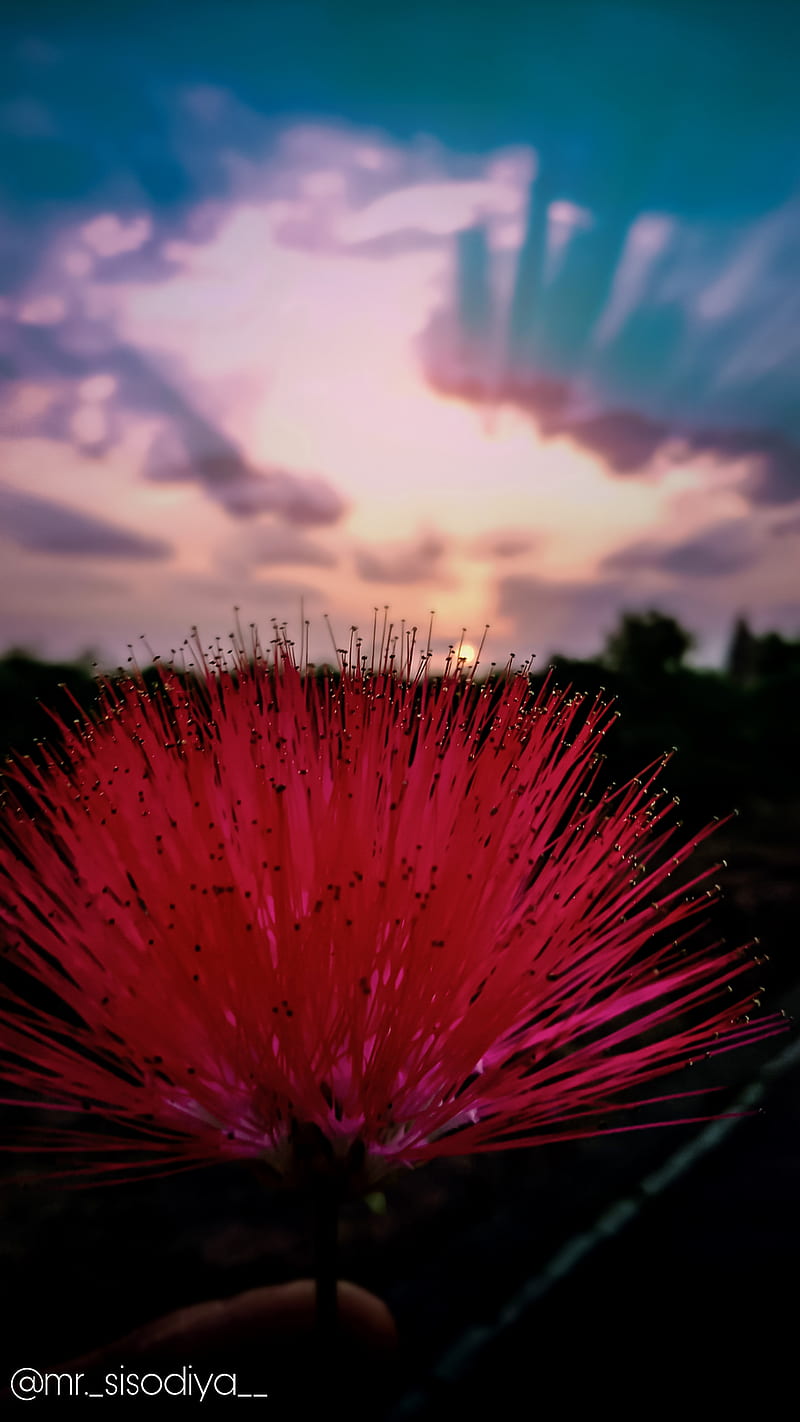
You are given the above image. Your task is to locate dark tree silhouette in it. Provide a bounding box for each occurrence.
[726,615,759,685]
[601,610,694,682]
[754,630,800,681]
[726,618,800,685]
[0,651,98,763]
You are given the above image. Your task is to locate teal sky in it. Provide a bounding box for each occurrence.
[3,2,797,214]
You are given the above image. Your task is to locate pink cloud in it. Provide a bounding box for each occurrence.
[81,215,153,258]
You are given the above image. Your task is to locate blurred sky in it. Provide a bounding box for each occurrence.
[1,0,799,669]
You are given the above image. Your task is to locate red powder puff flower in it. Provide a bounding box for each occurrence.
[0,621,777,1189]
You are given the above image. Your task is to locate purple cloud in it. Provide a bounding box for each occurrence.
[429,363,800,506]
[3,324,348,526]
[564,410,669,472]
[771,512,800,538]
[0,482,172,559]
[246,526,337,568]
[146,441,348,525]
[354,533,448,585]
[473,530,538,560]
[604,520,760,579]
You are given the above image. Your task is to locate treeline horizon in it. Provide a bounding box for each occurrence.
[1,609,798,834]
